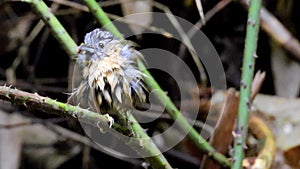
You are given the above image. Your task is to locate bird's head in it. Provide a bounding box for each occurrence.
[77,29,116,64]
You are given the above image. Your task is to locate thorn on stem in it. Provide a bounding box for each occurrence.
[232,129,241,138]
[246,99,251,108]
[247,19,256,27]
[249,64,253,69]
[241,80,247,89]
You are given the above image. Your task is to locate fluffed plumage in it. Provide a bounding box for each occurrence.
[70,29,146,114]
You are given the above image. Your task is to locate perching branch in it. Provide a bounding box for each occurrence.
[232,0,262,169]
[0,85,172,168]
[0,86,117,131]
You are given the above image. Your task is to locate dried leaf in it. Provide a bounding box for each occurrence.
[201,88,239,169]
[253,94,300,150]
[283,145,300,168]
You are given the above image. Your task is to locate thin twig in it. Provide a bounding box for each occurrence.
[136,103,214,133]
[20,0,78,59]
[6,20,44,84]
[0,118,65,128]
[45,123,144,166]
[195,0,206,25]
[232,0,262,168]
[239,0,300,61]
[178,0,232,61]
[48,0,173,38]
[153,1,207,86]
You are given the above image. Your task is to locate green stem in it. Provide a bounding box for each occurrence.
[23,0,77,59]
[128,114,172,169]
[138,62,231,168]
[232,0,262,169]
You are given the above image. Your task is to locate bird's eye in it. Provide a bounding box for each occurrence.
[99,43,104,48]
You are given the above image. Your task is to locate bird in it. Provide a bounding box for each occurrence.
[69,28,146,125]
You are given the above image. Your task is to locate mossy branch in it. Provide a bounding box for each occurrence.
[0,86,121,132]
